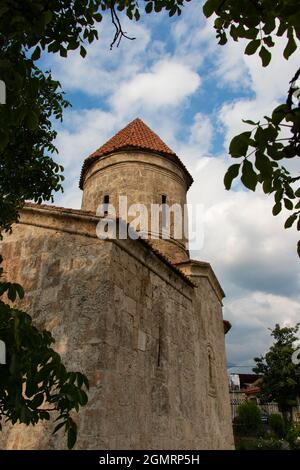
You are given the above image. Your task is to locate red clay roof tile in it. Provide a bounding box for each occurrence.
[79,118,193,189]
[92,117,176,157]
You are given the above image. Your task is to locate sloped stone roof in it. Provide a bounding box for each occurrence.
[22,202,195,287]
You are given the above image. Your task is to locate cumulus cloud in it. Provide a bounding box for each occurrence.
[43,19,155,100]
[110,60,201,113]
[216,37,300,148]
[186,154,299,292]
[225,292,300,365]
[177,112,214,162]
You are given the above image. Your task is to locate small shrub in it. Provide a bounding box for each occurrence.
[236,401,262,436]
[235,437,283,450]
[286,424,300,450]
[269,413,285,438]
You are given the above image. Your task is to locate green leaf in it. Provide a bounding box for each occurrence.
[77,389,88,406]
[245,39,261,55]
[59,47,67,58]
[25,110,39,130]
[76,372,84,388]
[30,393,44,409]
[39,411,50,420]
[0,131,9,150]
[93,13,102,22]
[224,164,240,190]
[67,40,79,51]
[218,32,227,45]
[43,10,52,25]
[263,179,272,194]
[263,18,276,35]
[0,282,10,296]
[277,22,288,37]
[259,46,272,67]
[241,160,257,191]
[275,189,283,204]
[14,284,24,299]
[8,284,17,302]
[272,202,282,216]
[271,104,288,125]
[242,119,259,126]
[145,2,153,14]
[263,36,275,48]
[284,198,293,210]
[31,46,41,61]
[255,153,273,177]
[242,27,259,40]
[25,379,38,398]
[283,32,297,59]
[229,132,252,158]
[285,214,297,229]
[53,420,66,434]
[68,372,76,384]
[67,423,77,449]
[80,46,87,58]
[82,374,89,390]
[203,0,218,18]
[134,9,140,21]
[154,2,162,13]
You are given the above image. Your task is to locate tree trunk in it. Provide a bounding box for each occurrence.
[280,406,292,427]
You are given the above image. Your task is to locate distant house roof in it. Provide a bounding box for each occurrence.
[238,374,260,389]
[79,117,193,189]
[245,386,260,396]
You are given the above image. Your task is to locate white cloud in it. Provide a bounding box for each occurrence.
[43,18,162,101]
[187,155,299,293]
[216,36,300,148]
[225,292,300,365]
[177,112,214,162]
[110,60,201,113]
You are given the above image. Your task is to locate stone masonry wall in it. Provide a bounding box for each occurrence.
[81,151,190,264]
[0,204,233,449]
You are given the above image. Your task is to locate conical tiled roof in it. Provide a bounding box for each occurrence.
[79,118,193,189]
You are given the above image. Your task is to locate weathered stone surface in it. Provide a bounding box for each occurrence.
[0,128,234,450]
[81,150,190,263]
[0,205,233,449]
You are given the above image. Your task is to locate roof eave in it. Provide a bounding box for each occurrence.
[79,146,193,190]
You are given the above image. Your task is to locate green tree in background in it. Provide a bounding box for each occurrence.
[253,324,300,425]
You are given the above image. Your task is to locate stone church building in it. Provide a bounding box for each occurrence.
[0,118,234,449]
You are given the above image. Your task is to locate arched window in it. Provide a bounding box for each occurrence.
[103,195,109,216]
[0,340,6,364]
[161,194,167,228]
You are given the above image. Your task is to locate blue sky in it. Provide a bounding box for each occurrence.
[39,2,300,371]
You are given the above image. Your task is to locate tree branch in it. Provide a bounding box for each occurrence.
[110,0,135,50]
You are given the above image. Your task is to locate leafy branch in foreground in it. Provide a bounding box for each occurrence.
[202,1,300,256]
[0,256,89,449]
[0,48,67,234]
[203,0,300,66]
[224,101,300,255]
